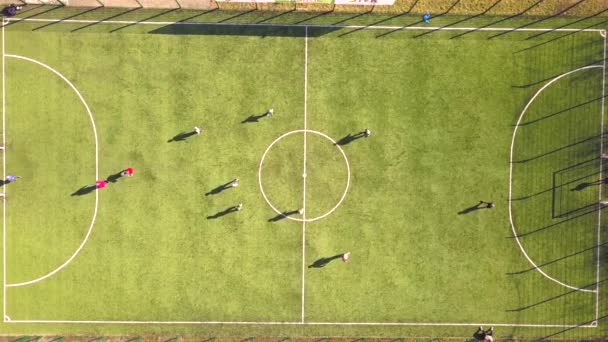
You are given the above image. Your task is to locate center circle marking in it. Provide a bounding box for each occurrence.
[258,129,351,222]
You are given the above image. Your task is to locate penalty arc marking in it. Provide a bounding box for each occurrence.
[509,64,603,293]
[4,54,99,288]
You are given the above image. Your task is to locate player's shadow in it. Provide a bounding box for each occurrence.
[71,184,97,196]
[268,209,300,222]
[308,254,343,268]
[335,132,366,146]
[167,131,197,143]
[0,179,6,187]
[241,113,267,123]
[205,181,234,196]
[571,178,606,191]
[207,206,240,219]
[106,171,123,183]
[458,201,490,214]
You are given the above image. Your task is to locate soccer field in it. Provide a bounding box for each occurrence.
[1,8,607,339]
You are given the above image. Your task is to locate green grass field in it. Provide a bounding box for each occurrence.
[1,7,607,340]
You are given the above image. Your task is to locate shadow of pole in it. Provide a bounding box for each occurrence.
[535,314,607,341]
[488,0,588,40]
[514,14,608,54]
[110,7,179,33]
[33,6,103,31]
[450,0,543,39]
[337,0,420,37]
[4,5,65,27]
[257,9,296,24]
[414,0,502,38]
[507,242,608,274]
[72,7,142,32]
[376,0,461,38]
[525,6,608,41]
[506,279,605,312]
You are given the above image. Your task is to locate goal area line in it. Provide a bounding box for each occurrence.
[2,17,607,34]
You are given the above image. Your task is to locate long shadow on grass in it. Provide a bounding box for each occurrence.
[517,95,608,127]
[511,136,600,164]
[71,184,97,196]
[511,58,606,89]
[4,5,64,27]
[205,180,236,196]
[168,131,198,142]
[308,254,343,268]
[292,10,334,25]
[506,279,605,312]
[457,201,492,214]
[414,0,503,38]
[149,23,339,37]
[257,9,296,24]
[376,0,461,38]
[535,314,608,341]
[508,242,608,275]
[72,7,142,32]
[33,6,103,31]
[338,0,419,37]
[268,209,300,222]
[487,0,588,40]
[511,207,602,238]
[515,9,608,54]
[450,0,543,39]
[110,8,179,33]
[218,9,256,23]
[513,160,602,202]
[207,205,240,219]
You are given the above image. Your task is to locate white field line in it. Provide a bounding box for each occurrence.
[3,17,606,33]
[509,65,604,294]
[2,17,6,321]
[3,54,99,288]
[2,22,600,328]
[597,29,607,322]
[300,25,308,324]
[4,319,598,328]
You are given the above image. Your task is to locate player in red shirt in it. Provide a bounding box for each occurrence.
[120,167,134,177]
[96,180,108,189]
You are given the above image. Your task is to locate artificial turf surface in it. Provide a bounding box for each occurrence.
[1,11,607,340]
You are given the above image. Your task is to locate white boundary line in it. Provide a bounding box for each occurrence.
[3,54,99,288]
[596,29,607,321]
[300,25,308,324]
[2,22,601,329]
[2,17,6,321]
[509,64,604,294]
[3,17,606,33]
[4,319,597,328]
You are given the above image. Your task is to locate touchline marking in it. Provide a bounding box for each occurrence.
[4,54,99,288]
[258,130,351,223]
[300,25,308,324]
[4,320,598,328]
[2,17,6,321]
[3,17,606,33]
[596,29,606,321]
[509,64,604,294]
